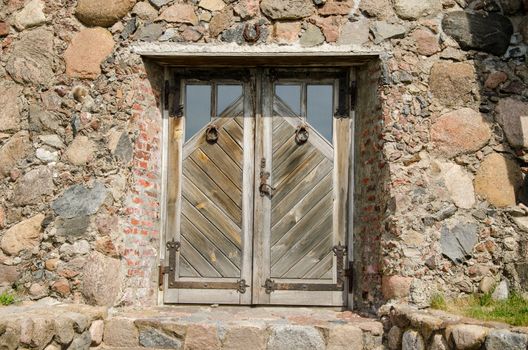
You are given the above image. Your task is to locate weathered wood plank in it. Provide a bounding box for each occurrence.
[182,175,241,247]
[281,233,333,279]
[215,130,244,171]
[272,122,294,154]
[273,142,317,187]
[303,253,333,279]
[180,236,222,278]
[190,149,242,206]
[272,172,332,227]
[200,141,243,184]
[272,157,331,210]
[181,198,242,267]
[271,193,333,261]
[272,211,332,278]
[180,214,240,277]
[223,119,244,148]
[179,256,200,277]
[183,158,242,225]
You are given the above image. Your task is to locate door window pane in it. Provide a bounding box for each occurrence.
[275,84,301,115]
[307,85,333,142]
[185,85,211,141]
[217,84,242,116]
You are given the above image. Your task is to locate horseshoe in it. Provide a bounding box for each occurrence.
[243,23,261,43]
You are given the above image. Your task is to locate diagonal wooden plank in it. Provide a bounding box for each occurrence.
[272,156,330,209]
[179,256,200,277]
[272,172,332,227]
[273,116,285,132]
[271,209,333,277]
[234,116,244,128]
[274,143,317,187]
[180,236,222,278]
[201,142,243,184]
[272,134,299,172]
[181,198,242,267]
[303,253,333,280]
[181,214,240,277]
[183,157,242,225]
[190,149,242,205]
[281,233,333,279]
[271,193,333,260]
[223,119,244,148]
[218,96,243,119]
[272,121,295,154]
[182,175,242,247]
[216,126,244,169]
[273,95,300,119]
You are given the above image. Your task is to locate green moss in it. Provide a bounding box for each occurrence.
[0,292,15,306]
[430,293,447,311]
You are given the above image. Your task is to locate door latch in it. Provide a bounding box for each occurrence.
[259,158,275,198]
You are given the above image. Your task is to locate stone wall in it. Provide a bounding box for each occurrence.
[380,304,528,350]
[0,0,527,309]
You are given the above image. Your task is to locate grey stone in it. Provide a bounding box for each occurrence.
[371,21,406,44]
[0,265,19,285]
[517,263,528,288]
[139,328,183,348]
[39,135,65,149]
[267,325,325,350]
[114,132,133,163]
[12,166,54,206]
[388,326,403,350]
[300,24,325,47]
[393,0,441,20]
[121,18,137,40]
[499,0,523,14]
[442,12,513,56]
[29,106,61,133]
[56,216,90,242]
[132,2,158,20]
[6,27,55,86]
[260,0,315,19]
[136,22,165,42]
[430,334,448,350]
[495,98,528,149]
[440,221,478,264]
[450,324,488,350]
[485,330,528,350]
[83,251,121,306]
[51,182,108,219]
[67,330,91,350]
[149,0,171,9]
[402,329,425,350]
[492,280,509,301]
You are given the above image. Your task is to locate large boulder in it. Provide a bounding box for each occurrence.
[75,0,135,27]
[474,153,523,207]
[393,0,441,20]
[64,28,115,79]
[0,131,32,179]
[0,82,22,132]
[267,325,325,350]
[430,108,491,158]
[51,182,108,219]
[442,12,513,56]
[496,98,528,149]
[6,27,55,86]
[0,214,45,256]
[260,0,315,20]
[83,251,122,306]
[429,62,476,107]
[12,167,55,206]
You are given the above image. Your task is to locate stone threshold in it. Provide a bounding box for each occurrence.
[0,301,383,349]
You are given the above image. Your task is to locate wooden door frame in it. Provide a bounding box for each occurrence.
[159,66,356,308]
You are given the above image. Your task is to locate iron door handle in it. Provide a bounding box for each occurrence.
[259,171,275,198]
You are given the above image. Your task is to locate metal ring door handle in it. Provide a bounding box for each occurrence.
[205,125,218,144]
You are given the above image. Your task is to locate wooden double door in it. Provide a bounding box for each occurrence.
[163,69,353,306]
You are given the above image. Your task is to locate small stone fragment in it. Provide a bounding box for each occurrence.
[132,1,158,20]
[12,166,54,206]
[371,21,406,44]
[412,28,440,56]
[0,82,22,132]
[496,98,528,149]
[429,62,476,106]
[274,21,301,44]
[450,325,488,350]
[485,71,508,89]
[260,0,315,20]
[401,329,425,350]
[440,220,478,264]
[337,19,369,45]
[209,10,232,37]
[199,0,226,11]
[382,275,412,299]
[64,135,96,165]
[491,280,509,301]
[83,252,122,306]
[393,0,441,19]
[0,131,32,179]
[52,182,107,219]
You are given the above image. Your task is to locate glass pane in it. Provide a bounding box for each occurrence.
[185,85,211,141]
[307,85,333,142]
[217,84,242,116]
[275,84,301,115]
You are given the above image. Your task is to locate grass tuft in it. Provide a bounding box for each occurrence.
[430,292,528,326]
[0,291,15,306]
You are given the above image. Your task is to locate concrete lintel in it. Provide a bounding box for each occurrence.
[133,43,383,66]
